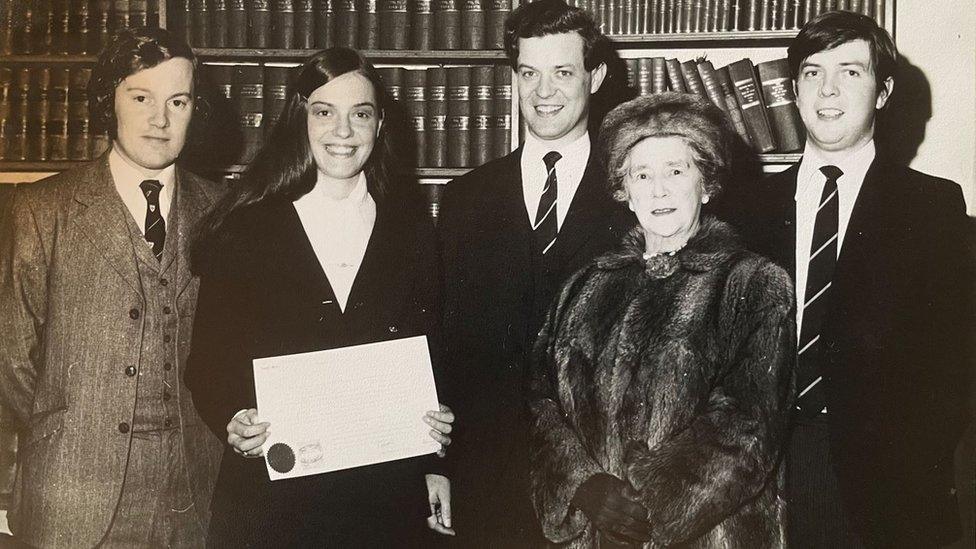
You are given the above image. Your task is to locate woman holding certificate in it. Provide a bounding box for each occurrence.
[186,48,455,547]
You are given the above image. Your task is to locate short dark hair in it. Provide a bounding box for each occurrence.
[788,10,897,91]
[600,93,735,202]
[90,26,197,137]
[503,0,606,71]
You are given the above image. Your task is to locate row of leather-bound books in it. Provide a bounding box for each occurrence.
[0,0,162,55]
[0,66,111,162]
[624,55,804,153]
[572,0,885,34]
[197,63,512,169]
[168,0,512,50]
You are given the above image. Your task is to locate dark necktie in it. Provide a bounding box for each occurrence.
[533,151,561,255]
[795,165,843,418]
[140,179,166,262]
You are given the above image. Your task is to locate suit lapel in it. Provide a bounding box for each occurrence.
[547,154,607,266]
[72,156,141,294]
[173,168,213,296]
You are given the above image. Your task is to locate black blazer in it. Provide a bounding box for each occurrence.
[438,145,633,545]
[738,159,973,546]
[185,190,440,547]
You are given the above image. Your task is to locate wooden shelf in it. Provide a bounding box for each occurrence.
[0,161,82,172]
[759,153,802,164]
[609,29,799,47]
[194,48,508,63]
[0,55,97,64]
[203,165,475,178]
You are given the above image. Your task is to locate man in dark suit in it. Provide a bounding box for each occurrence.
[733,11,972,548]
[437,0,632,546]
[0,28,223,547]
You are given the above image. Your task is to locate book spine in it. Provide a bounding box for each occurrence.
[715,65,752,146]
[226,0,247,46]
[129,0,148,27]
[433,0,460,50]
[405,69,428,167]
[873,0,883,26]
[248,0,271,48]
[28,68,51,161]
[379,67,404,102]
[623,0,635,34]
[233,64,266,164]
[32,2,53,54]
[665,58,687,92]
[696,60,729,112]
[790,0,801,28]
[379,0,409,49]
[422,183,444,222]
[360,0,379,49]
[68,67,93,161]
[335,0,358,48]
[718,0,731,30]
[294,0,315,48]
[191,0,210,47]
[263,66,290,137]
[411,0,433,49]
[271,0,295,49]
[727,59,775,153]
[0,2,13,56]
[679,60,706,96]
[703,0,716,32]
[47,68,70,161]
[492,64,511,160]
[624,58,637,89]
[314,0,336,48]
[470,66,493,167]
[651,57,667,94]
[425,68,447,166]
[636,58,652,96]
[775,0,788,29]
[757,58,804,152]
[460,0,485,49]
[836,0,849,10]
[148,0,160,27]
[0,68,12,160]
[645,0,657,34]
[211,0,229,47]
[659,0,669,33]
[111,0,130,40]
[850,0,863,14]
[6,69,30,160]
[446,67,470,167]
[50,0,69,54]
[691,0,702,32]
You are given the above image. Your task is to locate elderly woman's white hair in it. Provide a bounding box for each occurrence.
[599,92,736,202]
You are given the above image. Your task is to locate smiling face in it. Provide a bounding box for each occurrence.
[622,136,707,251]
[307,71,382,190]
[795,39,893,161]
[112,57,194,174]
[516,32,606,147]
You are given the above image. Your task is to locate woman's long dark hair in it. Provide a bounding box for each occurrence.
[192,48,398,273]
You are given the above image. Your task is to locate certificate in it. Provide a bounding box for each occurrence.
[252,335,440,481]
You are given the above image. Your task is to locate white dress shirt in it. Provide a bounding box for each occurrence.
[109,146,176,235]
[794,140,876,336]
[520,132,591,230]
[293,173,376,313]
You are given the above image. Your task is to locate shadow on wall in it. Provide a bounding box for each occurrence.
[876,54,932,167]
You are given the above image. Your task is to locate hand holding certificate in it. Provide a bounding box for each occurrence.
[252,335,441,481]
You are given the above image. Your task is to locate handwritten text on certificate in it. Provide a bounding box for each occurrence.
[253,335,440,481]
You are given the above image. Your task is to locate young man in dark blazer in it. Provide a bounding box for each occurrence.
[0,28,223,547]
[437,0,633,545]
[733,11,972,548]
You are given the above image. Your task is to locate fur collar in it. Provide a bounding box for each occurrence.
[595,216,742,277]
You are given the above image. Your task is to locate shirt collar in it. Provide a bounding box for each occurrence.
[108,146,177,190]
[796,140,876,200]
[522,131,591,166]
[312,172,370,209]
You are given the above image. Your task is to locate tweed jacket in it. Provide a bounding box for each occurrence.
[528,218,796,548]
[0,156,224,548]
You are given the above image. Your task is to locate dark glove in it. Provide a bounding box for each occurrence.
[571,473,653,544]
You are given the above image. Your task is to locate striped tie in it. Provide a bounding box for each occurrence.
[140,179,166,262]
[795,165,842,418]
[533,151,561,255]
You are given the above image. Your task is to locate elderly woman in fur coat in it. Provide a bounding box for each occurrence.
[528,93,796,548]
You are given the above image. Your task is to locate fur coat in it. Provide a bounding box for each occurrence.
[528,217,796,548]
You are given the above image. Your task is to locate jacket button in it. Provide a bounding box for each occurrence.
[163,391,171,401]
[388,325,398,333]
[164,418,173,428]
[163,334,171,343]
[125,365,136,377]
[163,362,172,371]
[118,422,130,434]
[163,306,171,314]
[160,278,169,286]
[129,308,140,320]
